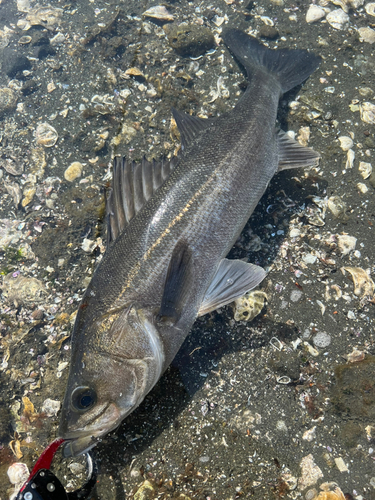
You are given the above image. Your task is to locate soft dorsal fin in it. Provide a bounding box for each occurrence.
[278,130,320,170]
[106,156,178,245]
[172,108,213,150]
[158,239,192,325]
[198,259,266,316]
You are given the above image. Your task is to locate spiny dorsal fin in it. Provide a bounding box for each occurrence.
[278,130,320,170]
[198,259,266,316]
[106,156,178,245]
[172,108,214,150]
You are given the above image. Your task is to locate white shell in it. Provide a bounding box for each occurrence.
[337,234,357,255]
[365,2,375,16]
[35,122,58,147]
[326,9,350,29]
[142,6,174,21]
[7,463,29,485]
[358,26,375,43]
[360,101,375,124]
[338,135,353,151]
[359,161,372,178]
[306,4,326,23]
[345,148,355,169]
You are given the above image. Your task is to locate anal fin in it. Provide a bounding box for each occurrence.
[198,259,266,316]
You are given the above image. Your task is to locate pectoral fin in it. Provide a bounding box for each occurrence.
[278,130,320,170]
[198,259,266,316]
[158,240,192,323]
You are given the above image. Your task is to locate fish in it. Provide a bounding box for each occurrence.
[58,28,321,457]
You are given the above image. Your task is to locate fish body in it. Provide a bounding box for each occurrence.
[59,29,321,456]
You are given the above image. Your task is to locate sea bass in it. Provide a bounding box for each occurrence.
[59,29,321,456]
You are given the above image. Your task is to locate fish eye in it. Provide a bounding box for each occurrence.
[71,386,97,412]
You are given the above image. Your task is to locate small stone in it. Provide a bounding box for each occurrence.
[64,161,83,182]
[306,4,326,23]
[21,186,36,207]
[259,25,279,39]
[347,348,365,363]
[134,480,155,500]
[0,87,17,114]
[298,454,323,490]
[326,9,349,30]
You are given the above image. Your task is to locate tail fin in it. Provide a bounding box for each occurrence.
[222,28,321,94]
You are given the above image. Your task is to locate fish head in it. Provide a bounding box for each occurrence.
[59,304,165,457]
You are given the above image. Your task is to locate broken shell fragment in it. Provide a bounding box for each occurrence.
[347,348,365,363]
[18,35,32,44]
[142,6,174,21]
[4,180,22,206]
[337,234,357,255]
[360,102,375,124]
[359,161,372,179]
[341,266,375,298]
[35,122,58,147]
[358,27,375,43]
[327,195,347,219]
[326,9,349,30]
[345,149,355,169]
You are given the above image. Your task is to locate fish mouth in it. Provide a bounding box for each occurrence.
[59,402,122,457]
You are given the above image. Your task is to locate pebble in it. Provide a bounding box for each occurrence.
[0,87,17,113]
[334,457,349,472]
[326,9,349,30]
[357,182,369,193]
[64,161,83,182]
[306,5,326,23]
[298,454,323,490]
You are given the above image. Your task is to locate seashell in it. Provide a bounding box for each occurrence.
[18,35,31,44]
[345,148,355,169]
[341,266,375,298]
[330,0,364,12]
[17,0,30,13]
[125,67,146,79]
[337,234,357,255]
[326,9,349,30]
[360,101,375,123]
[359,161,372,179]
[1,157,23,175]
[338,135,353,151]
[142,6,174,21]
[21,186,36,207]
[25,6,63,29]
[365,2,375,16]
[297,126,311,146]
[90,94,114,115]
[260,16,274,26]
[358,26,375,43]
[347,347,365,363]
[306,5,326,23]
[4,180,22,206]
[41,398,61,416]
[35,122,58,147]
[7,462,29,485]
[359,86,374,97]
